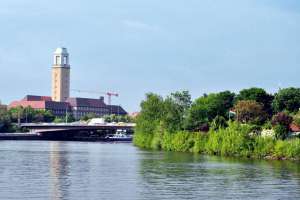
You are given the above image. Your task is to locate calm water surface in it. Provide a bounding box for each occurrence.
[0,141,299,200]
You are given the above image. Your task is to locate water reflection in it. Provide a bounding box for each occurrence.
[0,141,299,200]
[49,142,70,200]
[138,151,300,200]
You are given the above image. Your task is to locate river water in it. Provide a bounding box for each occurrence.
[0,141,299,200]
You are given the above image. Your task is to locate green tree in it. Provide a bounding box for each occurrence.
[104,114,132,123]
[104,115,112,122]
[161,91,192,132]
[81,113,98,121]
[110,114,118,122]
[53,117,65,123]
[9,106,24,123]
[0,110,11,132]
[170,90,192,113]
[8,106,55,123]
[33,110,55,122]
[236,87,274,116]
[272,87,300,113]
[234,100,267,124]
[135,93,164,135]
[184,91,235,131]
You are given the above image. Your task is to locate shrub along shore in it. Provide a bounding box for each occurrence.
[133,88,300,161]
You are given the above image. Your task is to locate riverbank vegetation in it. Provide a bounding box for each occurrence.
[133,87,300,160]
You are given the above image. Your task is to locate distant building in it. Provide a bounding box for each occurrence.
[0,101,7,112]
[9,95,70,117]
[8,47,127,120]
[67,97,126,119]
[52,48,70,102]
[290,123,300,132]
[9,95,126,120]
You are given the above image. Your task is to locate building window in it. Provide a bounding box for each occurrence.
[64,56,68,65]
[56,56,60,65]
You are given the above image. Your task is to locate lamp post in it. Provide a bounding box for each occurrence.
[65,106,68,124]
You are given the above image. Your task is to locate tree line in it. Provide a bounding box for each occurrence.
[135,87,300,142]
[134,87,300,160]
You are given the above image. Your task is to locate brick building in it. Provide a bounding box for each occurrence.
[9,95,127,120]
[8,47,127,120]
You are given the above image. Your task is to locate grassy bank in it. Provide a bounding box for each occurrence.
[134,122,300,161]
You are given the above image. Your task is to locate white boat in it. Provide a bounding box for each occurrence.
[105,130,132,142]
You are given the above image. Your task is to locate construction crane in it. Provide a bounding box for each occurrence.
[71,89,119,105]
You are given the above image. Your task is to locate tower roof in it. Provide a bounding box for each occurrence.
[54,47,68,54]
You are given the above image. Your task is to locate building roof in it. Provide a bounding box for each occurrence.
[290,124,300,132]
[23,95,52,101]
[66,97,106,108]
[54,47,68,54]
[107,105,127,115]
[10,95,68,110]
[9,100,46,109]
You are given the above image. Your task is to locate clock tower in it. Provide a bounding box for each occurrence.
[51,47,70,102]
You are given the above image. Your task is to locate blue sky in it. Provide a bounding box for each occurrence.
[0,0,300,112]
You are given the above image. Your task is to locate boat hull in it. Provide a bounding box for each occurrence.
[104,137,132,142]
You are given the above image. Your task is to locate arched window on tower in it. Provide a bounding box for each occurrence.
[64,56,68,65]
[56,56,60,65]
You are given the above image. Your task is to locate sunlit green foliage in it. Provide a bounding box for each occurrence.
[7,106,55,123]
[236,87,274,116]
[134,89,300,160]
[135,121,300,160]
[274,139,300,159]
[272,87,300,113]
[0,106,57,132]
[184,91,235,131]
[293,111,300,126]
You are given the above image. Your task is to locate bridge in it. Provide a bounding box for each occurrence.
[20,123,135,141]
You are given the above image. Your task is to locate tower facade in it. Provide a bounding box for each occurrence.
[51,47,70,102]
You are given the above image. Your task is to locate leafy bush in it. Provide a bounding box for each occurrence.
[171,131,194,152]
[274,139,300,159]
[134,121,300,160]
[272,112,293,140]
[236,87,274,117]
[272,112,293,127]
[253,137,275,158]
[133,131,153,149]
[274,124,289,140]
[211,115,228,130]
[192,133,208,153]
[161,132,173,151]
[134,90,300,161]
[262,121,272,130]
[234,100,267,125]
[205,122,253,157]
[293,112,300,126]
